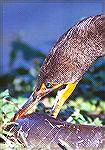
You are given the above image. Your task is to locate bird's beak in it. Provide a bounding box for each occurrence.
[12,83,62,121]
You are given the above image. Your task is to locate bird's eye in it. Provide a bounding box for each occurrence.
[46,82,53,88]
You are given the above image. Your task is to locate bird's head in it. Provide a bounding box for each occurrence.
[12,14,104,121]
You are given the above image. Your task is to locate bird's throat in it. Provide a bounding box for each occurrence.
[51,82,77,118]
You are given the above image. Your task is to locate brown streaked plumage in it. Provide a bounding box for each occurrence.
[13,14,105,121]
[36,14,105,91]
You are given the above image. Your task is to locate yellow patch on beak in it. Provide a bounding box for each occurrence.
[40,83,47,90]
[51,82,77,118]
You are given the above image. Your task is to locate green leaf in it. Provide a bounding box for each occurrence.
[0,89,10,98]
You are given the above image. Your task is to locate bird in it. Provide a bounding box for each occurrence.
[13,14,105,121]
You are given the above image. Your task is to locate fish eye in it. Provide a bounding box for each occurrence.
[46,82,53,88]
